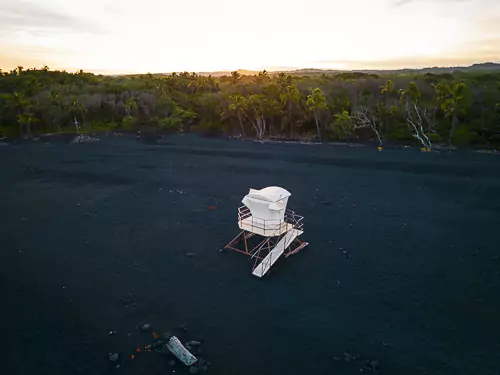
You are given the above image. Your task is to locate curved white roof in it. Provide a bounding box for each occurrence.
[247,186,291,202]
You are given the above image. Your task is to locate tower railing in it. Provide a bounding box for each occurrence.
[237,205,304,237]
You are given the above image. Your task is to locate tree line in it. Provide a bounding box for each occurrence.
[1,66,499,148]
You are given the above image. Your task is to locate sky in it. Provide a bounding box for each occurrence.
[0,0,499,74]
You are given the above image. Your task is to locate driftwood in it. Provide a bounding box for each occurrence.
[163,333,198,366]
[354,107,383,145]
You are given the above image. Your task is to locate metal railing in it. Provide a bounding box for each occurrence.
[237,205,304,236]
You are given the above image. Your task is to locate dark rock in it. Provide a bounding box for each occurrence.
[198,358,206,366]
[186,340,202,346]
[109,353,119,363]
[187,252,194,257]
[168,359,176,366]
[141,323,151,331]
[190,366,199,374]
[72,134,99,144]
[201,365,209,372]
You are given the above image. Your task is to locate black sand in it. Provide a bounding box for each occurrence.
[2,135,500,375]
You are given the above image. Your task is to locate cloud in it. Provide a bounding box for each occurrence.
[393,0,470,6]
[0,1,106,34]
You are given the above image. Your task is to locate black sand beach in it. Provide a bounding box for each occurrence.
[2,135,500,375]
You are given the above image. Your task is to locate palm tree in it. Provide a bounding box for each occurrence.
[280,85,300,139]
[266,98,281,137]
[222,94,247,136]
[17,113,38,136]
[229,71,241,86]
[380,80,394,95]
[439,82,468,145]
[7,92,36,135]
[431,82,448,123]
[248,94,267,139]
[205,75,218,91]
[398,82,421,110]
[380,79,394,107]
[188,79,199,94]
[276,72,293,88]
[70,98,87,132]
[306,88,328,142]
[253,70,269,86]
[49,89,66,132]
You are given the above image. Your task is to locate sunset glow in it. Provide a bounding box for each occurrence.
[1,0,499,73]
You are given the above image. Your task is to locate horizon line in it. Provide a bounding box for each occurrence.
[3,61,499,76]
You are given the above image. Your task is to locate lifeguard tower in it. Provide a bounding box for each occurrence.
[225,186,308,277]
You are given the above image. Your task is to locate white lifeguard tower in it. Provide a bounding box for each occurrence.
[225,186,308,277]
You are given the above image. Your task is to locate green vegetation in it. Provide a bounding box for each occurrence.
[1,66,500,147]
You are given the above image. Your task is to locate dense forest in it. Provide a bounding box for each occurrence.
[1,66,500,148]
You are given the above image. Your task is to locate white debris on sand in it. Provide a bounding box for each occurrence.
[72,134,99,144]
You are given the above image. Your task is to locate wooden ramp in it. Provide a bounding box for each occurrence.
[252,229,303,278]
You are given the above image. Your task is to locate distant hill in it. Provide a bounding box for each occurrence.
[193,62,500,76]
[196,69,260,77]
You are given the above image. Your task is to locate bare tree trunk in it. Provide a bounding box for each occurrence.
[354,106,383,145]
[74,117,80,133]
[407,104,432,149]
[237,113,245,137]
[251,119,260,139]
[372,127,383,145]
[260,104,266,138]
[314,112,322,143]
[342,124,347,142]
